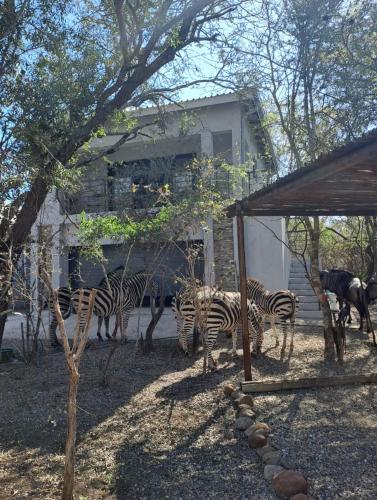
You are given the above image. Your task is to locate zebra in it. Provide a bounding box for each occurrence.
[48,266,150,347]
[246,277,298,348]
[48,287,72,347]
[172,285,218,355]
[104,271,158,342]
[72,271,158,343]
[173,288,264,370]
[47,266,126,347]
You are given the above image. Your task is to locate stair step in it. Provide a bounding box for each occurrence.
[289,289,316,296]
[289,277,312,284]
[291,263,307,269]
[297,303,320,311]
[297,312,322,319]
[296,296,320,304]
[289,283,313,290]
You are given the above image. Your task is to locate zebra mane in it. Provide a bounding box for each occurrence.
[247,277,267,291]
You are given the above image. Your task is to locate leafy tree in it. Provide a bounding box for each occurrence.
[227,0,377,361]
[0,0,236,347]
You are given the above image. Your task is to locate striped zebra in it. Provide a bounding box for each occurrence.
[72,271,158,343]
[106,271,158,342]
[173,288,263,370]
[48,287,72,347]
[48,266,153,347]
[246,278,298,347]
[47,266,126,346]
[172,285,216,355]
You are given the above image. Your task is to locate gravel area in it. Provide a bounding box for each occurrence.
[1,310,377,499]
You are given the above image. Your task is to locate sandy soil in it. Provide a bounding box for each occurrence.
[0,312,377,499]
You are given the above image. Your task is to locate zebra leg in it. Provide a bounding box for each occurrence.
[103,316,111,340]
[116,313,124,342]
[271,318,279,347]
[289,316,296,354]
[280,321,288,360]
[117,310,130,343]
[202,330,208,373]
[250,318,263,357]
[178,318,194,356]
[111,314,119,339]
[206,328,218,371]
[97,316,104,341]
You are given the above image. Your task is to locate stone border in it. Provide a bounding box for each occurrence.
[224,383,312,499]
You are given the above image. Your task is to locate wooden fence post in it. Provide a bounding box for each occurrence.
[236,205,252,381]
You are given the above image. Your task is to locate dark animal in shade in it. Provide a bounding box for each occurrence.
[319,269,377,332]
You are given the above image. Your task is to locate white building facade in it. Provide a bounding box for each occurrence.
[30,92,290,305]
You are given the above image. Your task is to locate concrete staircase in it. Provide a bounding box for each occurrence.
[288,259,322,321]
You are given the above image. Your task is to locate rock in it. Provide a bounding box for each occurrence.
[248,430,268,448]
[262,451,282,465]
[245,422,271,438]
[223,383,236,396]
[237,394,254,407]
[255,444,277,457]
[231,390,243,400]
[235,416,253,431]
[238,408,257,419]
[272,470,308,498]
[264,465,284,481]
[290,495,313,500]
[237,404,253,414]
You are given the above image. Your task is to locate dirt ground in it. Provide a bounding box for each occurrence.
[1,313,377,499]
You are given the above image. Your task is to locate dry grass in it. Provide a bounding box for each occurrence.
[1,311,377,499]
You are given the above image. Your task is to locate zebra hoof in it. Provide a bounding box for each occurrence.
[51,342,62,350]
[97,335,104,342]
[231,352,239,359]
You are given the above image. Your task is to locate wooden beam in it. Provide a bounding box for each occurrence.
[236,206,252,381]
[241,373,377,393]
[235,208,377,217]
[227,139,377,218]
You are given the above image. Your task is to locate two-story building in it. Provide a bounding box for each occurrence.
[29,92,290,314]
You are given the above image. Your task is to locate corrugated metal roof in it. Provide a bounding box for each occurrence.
[227,128,377,217]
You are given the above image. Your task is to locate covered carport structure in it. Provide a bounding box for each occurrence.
[227,128,377,384]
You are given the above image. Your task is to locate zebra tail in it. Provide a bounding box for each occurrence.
[291,293,299,323]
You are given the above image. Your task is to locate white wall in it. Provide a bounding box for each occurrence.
[243,216,289,291]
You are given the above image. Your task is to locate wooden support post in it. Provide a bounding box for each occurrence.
[236,204,252,381]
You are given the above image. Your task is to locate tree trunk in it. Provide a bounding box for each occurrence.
[62,370,79,500]
[365,216,377,277]
[305,216,336,362]
[0,282,12,350]
[0,305,7,350]
[143,292,165,354]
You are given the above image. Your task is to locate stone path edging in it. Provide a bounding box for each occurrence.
[223,383,311,500]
